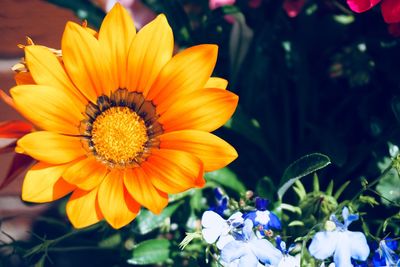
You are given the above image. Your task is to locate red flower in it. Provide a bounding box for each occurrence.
[347,0,400,24]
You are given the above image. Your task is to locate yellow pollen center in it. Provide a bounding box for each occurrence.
[91,107,148,165]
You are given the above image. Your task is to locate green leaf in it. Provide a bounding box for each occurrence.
[34,255,46,267]
[278,153,331,200]
[134,202,182,235]
[256,176,276,200]
[334,181,351,199]
[128,239,171,265]
[293,181,306,200]
[288,220,305,227]
[224,106,273,163]
[280,203,302,215]
[376,168,400,205]
[325,180,334,196]
[205,168,246,194]
[98,233,121,248]
[313,173,320,192]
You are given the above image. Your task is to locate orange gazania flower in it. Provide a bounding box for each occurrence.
[10,3,238,229]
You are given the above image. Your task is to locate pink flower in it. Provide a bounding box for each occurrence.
[209,0,236,10]
[347,0,400,24]
[248,0,262,9]
[283,0,306,18]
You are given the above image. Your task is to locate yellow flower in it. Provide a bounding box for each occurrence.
[10,3,238,229]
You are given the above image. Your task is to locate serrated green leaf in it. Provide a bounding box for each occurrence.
[205,168,246,194]
[128,239,170,265]
[134,202,182,235]
[278,153,331,200]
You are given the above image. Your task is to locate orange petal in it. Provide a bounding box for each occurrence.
[22,162,75,203]
[124,167,168,214]
[16,131,86,164]
[24,45,87,104]
[143,149,205,194]
[10,85,84,135]
[126,14,173,95]
[98,170,140,229]
[62,22,113,102]
[66,187,103,229]
[160,130,237,171]
[99,2,136,89]
[0,120,32,139]
[63,156,108,190]
[158,88,238,132]
[15,72,35,85]
[205,77,228,89]
[147,44,218,114]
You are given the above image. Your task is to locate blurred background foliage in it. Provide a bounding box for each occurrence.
[2,0,400,266]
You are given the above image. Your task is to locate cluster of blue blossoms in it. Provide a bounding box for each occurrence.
[200,189,400,267]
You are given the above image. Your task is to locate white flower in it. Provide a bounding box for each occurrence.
[309,207,370,267]
[220,219,282,267]
[201,210,243,249]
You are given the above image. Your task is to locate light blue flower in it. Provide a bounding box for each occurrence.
[201,210,243,249]
[220,219,282,267]
[308,207,370,267]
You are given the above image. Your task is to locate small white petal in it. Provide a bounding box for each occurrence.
[333,239,352,267]
[238,253,260,267]
[202,227,223,244]
[221,241,249,263]
[249,238,283,266]
[309,231,338,260]
[348,231,370,261]
[217,234,235,250]
[202,210,226,228]
[228,211,244,226]
[255,210,270,225]
[278,255,300,267]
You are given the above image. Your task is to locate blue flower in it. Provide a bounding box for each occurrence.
[372,239,400,266]
[243,197,281,232]
[220,219,282,267]
[209,188,229,216]
[308,207,370,267]
[201,210,244,249]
